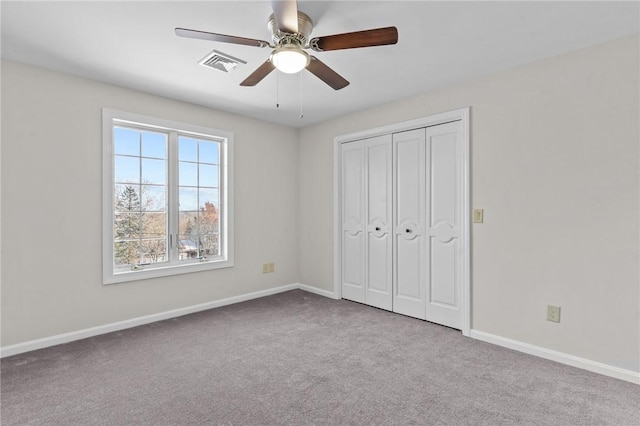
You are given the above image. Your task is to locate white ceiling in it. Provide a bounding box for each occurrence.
[2,1,638,128]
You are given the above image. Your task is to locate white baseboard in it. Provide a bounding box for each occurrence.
[1,283,336,358]
[8,288,635,386]
[470,330,640,385]
[296,283,339,299]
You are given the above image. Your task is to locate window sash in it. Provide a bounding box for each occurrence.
[113,124,169,269]
[103,109,234,284]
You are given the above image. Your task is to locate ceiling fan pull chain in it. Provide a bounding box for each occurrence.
[276,69,280,108]
[299,72,304,119]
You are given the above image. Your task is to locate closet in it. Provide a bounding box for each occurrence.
[338,112,468,331]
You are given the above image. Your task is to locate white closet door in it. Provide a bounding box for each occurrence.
[393,129,427,319]
[338,109,469,332]
[425,121,463,329]
[341,135,392,309]
[364,135,393,310]
[341,141,366,303]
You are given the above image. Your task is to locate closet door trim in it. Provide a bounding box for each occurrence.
[333,107,471,336]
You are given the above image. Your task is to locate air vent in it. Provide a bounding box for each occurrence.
[198,50,246,73]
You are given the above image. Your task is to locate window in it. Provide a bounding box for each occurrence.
[102,109,233,284]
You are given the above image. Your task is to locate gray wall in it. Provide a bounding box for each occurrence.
[2,34,638,375]
[298,35,639,372]
[1,60,300,345]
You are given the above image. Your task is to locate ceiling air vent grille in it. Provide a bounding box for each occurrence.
[198,50,246,73]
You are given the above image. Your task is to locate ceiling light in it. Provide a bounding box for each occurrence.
[270,46,310,74]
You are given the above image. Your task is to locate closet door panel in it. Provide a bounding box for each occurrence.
[365,136,393,310]
[341,141,366,303]
[396,238,421,298]
[431,243,456,305]
[426,121,462,329]
[393,129,426,319]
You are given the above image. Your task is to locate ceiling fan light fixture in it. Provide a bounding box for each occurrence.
[270,46,310,74]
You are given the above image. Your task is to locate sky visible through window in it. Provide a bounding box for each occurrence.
[113,127,220,212]
[178,136,220,212]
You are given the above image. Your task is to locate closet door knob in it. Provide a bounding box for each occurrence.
[405,228,412,233]
[375,227,381,231]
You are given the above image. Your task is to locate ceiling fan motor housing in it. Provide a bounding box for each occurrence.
[268,11,313,47]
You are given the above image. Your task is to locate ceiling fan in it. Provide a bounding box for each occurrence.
[175,0,398,90]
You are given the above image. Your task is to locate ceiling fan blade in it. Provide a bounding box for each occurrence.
[240,60,276,86]
[307,56,349,90]
[271,0,299,34]
[310,26,398,52]
[175,28,270,48]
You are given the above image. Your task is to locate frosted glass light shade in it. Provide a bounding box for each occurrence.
[271,47,310,74]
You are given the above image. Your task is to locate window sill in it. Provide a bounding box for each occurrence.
[103,258,234,285]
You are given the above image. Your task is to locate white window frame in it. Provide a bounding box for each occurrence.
[102,108,234,284]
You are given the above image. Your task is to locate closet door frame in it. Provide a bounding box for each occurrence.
[333,107,471,336]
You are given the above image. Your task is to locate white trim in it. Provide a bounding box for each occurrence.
[470,330,640,385]
[333,107,471,335]
[297,283,340,299]
[3,285,636,386]
[102,108,235,285]
[460,108,471,337]
[334,108,468,144]
[333,133,342,299]
[1,283,324,358]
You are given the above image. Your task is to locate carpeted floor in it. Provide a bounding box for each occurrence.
[1,290,639,425]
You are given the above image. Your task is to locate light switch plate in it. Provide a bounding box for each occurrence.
[473,209,484,223]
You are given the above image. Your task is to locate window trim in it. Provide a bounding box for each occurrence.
[102,108,234,284]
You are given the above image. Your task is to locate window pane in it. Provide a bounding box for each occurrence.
[142,158,166,185]
[179,137,198,162]
[141,185,166,212]
[115,185,142,213]
[179,161,198,187]
[179,211,198,236]
[178,236,198,260]
[114,212,142,240]
[198,234,219,257]
[199,141,219,164]
[199,188,219,209]
[199,164,219,188]
[114,127,140,156]
[114,240,140,267]
[199,202,219,234]
[114,184,129,211]
[179,187,198,211]
[141,239,167,264]
[141,132,167,159]
[142,212,166,238]
[115,155,140,184]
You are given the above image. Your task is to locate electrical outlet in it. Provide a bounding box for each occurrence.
[547,305,561,323]
[473,209,484,223]
[263,262,275,273]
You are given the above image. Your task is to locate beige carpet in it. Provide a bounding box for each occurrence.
[2,290,639,425]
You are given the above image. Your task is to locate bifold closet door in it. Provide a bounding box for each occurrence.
[341,120,464,329]
[393,129,427,319]
[341,135,393,310]
[424,121,463,329]
[364,136,393,310]
[392,122,463,328]
[340,140,366,303]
